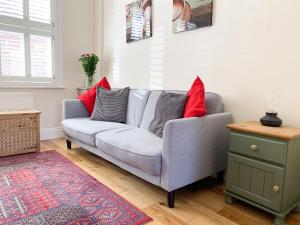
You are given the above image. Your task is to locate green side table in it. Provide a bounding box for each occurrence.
[225,121,300,225]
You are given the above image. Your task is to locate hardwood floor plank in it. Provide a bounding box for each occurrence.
[188,213,238,225]
[184,186,227,212]
[218,206,272,225]
[286,211,300,225]
[143,204,187,225]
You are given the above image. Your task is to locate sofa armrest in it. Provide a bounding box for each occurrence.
[161,112,233,192]
[62,99,89,120]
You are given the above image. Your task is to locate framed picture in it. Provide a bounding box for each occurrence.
[173,0,213,33]
[126,0,152,43]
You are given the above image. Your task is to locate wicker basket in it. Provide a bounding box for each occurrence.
[0,110,41,157]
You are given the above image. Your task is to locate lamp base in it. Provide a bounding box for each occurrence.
[260,112,282,127]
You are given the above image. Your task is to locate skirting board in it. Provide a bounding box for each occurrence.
[41,127,64,141]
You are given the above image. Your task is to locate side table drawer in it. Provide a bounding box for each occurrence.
[230,132,287,165]
[226,153,285,212]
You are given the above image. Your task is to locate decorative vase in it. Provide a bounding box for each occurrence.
[79,54,99,88]
[260,112,283,127]
[85,76,94,88]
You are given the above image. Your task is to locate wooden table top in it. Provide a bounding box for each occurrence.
[227,121,300,140]
[0,110,41,116]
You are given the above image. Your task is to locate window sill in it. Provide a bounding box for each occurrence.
[0,84,65,89]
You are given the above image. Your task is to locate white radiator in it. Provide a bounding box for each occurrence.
[0,92,34,110]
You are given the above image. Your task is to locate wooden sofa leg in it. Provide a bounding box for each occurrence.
[167,191,175,208]
[217,171,225,184]
[66,140,72,150]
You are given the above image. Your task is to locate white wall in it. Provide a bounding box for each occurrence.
[0,0,95,139]
[94,0,104,80]
[101,0,300,126]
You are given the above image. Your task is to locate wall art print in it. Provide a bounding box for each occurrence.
[173,0,213,33]
[126,0,152,43]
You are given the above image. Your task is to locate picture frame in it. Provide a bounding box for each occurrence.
[173,0,213,33]
[126,0,152,43]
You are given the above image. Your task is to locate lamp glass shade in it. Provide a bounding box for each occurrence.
[265,94,280,113]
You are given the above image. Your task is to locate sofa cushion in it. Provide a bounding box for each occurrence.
[62,118,130,146]
[91,87,130,123]
[140,91,162,129]
[205,92,224,114]
[96,128,162,176]
[78,77,111,115]
[149,91,187,138]
[126,89,150,127]
[184,76,207,118]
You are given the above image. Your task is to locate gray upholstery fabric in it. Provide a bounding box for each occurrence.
[149,92,187,137]
[62,99,89,120]
[96,127,162,176]
[62,118,130,146]
[161,112,233,191]
[140,91,162,129]
[205,92,224,114]
[91,87,130,123]
[65,136,161,186]
[126,89,150,127]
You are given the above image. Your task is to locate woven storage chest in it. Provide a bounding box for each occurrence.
[0,110,41,157]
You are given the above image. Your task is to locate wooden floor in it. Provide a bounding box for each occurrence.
[41,139,300,225]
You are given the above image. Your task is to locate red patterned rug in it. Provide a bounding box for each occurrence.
[0,151,152,225]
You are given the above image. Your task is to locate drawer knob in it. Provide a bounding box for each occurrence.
[250,145,258,151]
[273,185,280,192]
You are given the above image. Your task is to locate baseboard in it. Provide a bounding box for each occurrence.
[41,127,64,141]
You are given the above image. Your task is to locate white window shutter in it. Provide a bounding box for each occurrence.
[29,0,51,24]
[0,0,24,19]
[0,30,26,77]
[30,35,52,78]
[0,0,57,85]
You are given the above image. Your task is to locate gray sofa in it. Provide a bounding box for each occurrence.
[62,89,233,208]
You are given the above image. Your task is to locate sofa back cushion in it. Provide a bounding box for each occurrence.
[205,92,224,114]
[140,91,162,129]
[126,89,151,127]
[140,91,224,129]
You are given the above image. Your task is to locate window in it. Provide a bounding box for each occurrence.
[0,0,61,87]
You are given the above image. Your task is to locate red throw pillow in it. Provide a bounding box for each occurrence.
[78,77,111,115]
[184,76,207,118]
